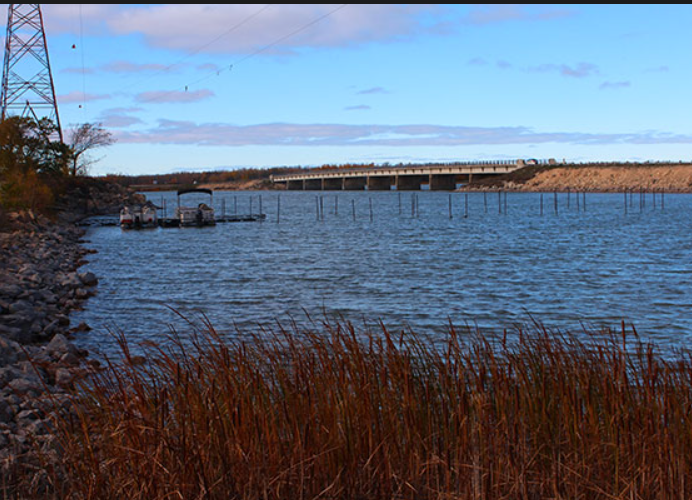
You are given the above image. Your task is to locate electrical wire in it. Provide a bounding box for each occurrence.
[139,4,348,105]
[120,4,274,94]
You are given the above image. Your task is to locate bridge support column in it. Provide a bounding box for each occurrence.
[343,177,366,190]
[304,179,322,190]
[322,178,343,190]
[367,176,392,191]
[429,174,457,191]
[396,175,423,191]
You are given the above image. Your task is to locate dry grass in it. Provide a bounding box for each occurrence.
[48,317,692,499]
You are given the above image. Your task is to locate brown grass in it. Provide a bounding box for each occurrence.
[46,317,692,499]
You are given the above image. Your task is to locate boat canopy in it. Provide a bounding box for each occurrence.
[177,188,213,197]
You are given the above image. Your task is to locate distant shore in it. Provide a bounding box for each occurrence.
[123,162,692,194]
[463,162,692,193]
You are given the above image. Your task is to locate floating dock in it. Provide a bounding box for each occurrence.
[79,214,266,228]
[158,214,266,227]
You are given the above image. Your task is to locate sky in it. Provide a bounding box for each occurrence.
[5,4,692,176]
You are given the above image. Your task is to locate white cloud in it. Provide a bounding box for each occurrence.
[462,5,574,26]
[101,4,439,55]
[59,91,111,104]
[134,89,215,104]
[113,121,692,148]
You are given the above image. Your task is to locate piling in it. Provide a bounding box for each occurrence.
[540,193,543,216]
[554,191,558,215]
[277,195,281,223]
[464,193,469,218]
[352,199,356,221]
[583,191,586,212]
[369,198,373,222]
[567,188,570,209]
[449,194,453,219]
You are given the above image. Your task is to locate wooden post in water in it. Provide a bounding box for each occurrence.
[277,195,280,223]
[554,191,558,215]
[624,190,627,215]
[504,191,507,215]
[334,195,338,216]
[320,195,325,221]
[465,193,469,218]
[249,196,253,216]
[640,188,643,212]
[369,198,373,222]
[498,190,502,215]
[567,188,570,209]
[234,196,238,215]
[352,199,356,221]
[540,193,543,216]
[576,191,580,211]
[583,191,586,212]
[483,192,487,213]
[449,194,453,219]
[315,196,320,221]
[661,188,665,211]
[398,192,402,216]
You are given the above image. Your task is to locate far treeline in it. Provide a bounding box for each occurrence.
[104,162,484,190]
[102,164,378,190]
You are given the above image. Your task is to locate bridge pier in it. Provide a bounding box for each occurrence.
[343,177,367,190]
[304,179,322,190]
[395,175,424,191]
[429,174,457,191]
[322,178,343,190]
[367,176,392,191]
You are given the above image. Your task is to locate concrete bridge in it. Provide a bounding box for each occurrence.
[271,159,556,191]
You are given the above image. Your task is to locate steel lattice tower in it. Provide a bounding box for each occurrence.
[1,4,62,142]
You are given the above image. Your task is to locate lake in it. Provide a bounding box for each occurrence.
[73,190,692,357]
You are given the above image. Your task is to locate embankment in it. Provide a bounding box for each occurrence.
[0,179,144,494]
[467,163,692,192]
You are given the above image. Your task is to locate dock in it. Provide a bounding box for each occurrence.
[79,214,266,228]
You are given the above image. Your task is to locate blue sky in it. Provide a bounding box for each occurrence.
[7,4,692,175]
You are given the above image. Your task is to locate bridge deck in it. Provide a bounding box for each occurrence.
[271,159,555,190]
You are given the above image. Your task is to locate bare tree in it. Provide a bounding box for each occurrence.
[68,123,115,176]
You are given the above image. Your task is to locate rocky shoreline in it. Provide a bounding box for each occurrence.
[0,181,144,495]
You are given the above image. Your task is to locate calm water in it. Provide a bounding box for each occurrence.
[73,190,692,357]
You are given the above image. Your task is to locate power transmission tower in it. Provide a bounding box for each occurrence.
[1,4,63,142]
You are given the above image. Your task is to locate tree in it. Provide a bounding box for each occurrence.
[67,122,115,177]
[0,116,68,210]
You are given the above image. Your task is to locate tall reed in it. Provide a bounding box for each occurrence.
[51,318,692,499]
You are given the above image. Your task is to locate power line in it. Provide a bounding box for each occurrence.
[120,4,274,94]
[139,4,348,105]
